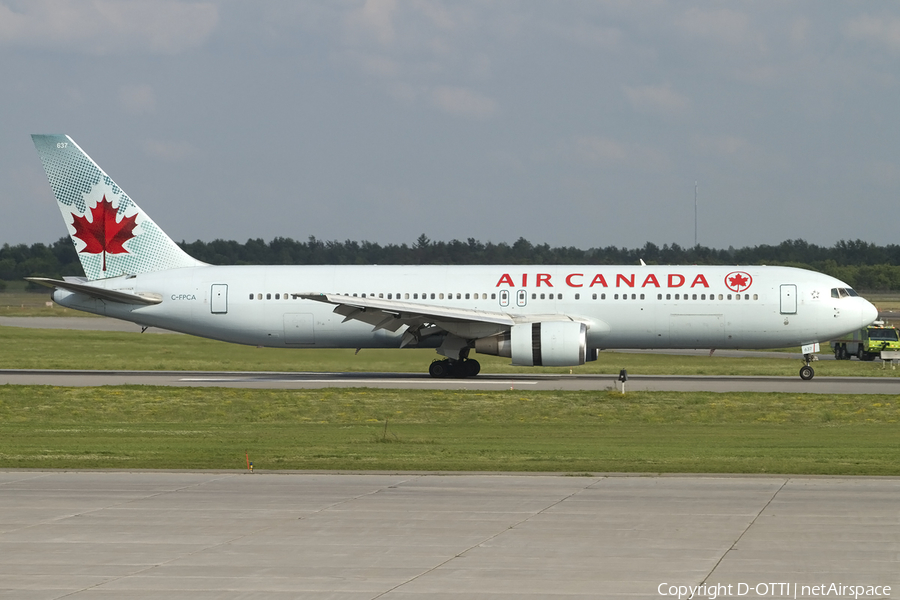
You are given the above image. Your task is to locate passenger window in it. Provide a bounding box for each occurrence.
[753,294,758,300]
[491,293,496,300]
[465,293,470,299]
[727,294,732,300]
[666,294,671,300]
[692,294,697,300]
[249,294,254,300]
[266,293,271,300]
[532,293,537,300]
[592,293,597,300]
[275,294,280,299]
[657,294,662,300]
[640,294,644,300]
[614,294,619,300]
[601,293,606,300]
[718,294,723,300]
[701,294,706,300]
[540,293,545,300]
[575,293,580,300]
[456,293,461,299]
[631,294,636,300]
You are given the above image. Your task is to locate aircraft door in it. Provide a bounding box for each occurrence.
[780,284,797,314]
[516,289,527,307]
[499,289,510,307]
[211,284,228,314]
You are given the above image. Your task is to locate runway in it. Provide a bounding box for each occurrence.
[1,471,896,599]
[2,368,900,394]
[10,315,900,393]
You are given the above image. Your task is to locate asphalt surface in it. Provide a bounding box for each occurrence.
[1,471,897,599]
[0,315,180,333]
[2,369,900,393]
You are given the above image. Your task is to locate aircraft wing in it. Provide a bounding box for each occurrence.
[26,277,163,305]
[297,292,515,346]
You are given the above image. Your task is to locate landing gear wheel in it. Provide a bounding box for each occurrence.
[799,365,814,381]
[429,360,450,378]
[464,359,481,377]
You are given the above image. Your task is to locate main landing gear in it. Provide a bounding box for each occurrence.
[799,354,815,381]
[429,358,481,378]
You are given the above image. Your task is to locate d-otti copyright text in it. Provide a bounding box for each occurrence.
[657,582,891,599]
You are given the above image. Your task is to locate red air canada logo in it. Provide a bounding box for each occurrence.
[70,195,137,271]
[725,271,752,293]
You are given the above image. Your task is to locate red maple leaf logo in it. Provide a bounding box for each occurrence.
[725,271,752,292]
[70,196,138,272]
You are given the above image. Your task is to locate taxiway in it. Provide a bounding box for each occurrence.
[0,471,897,599]
[2,368,899,393]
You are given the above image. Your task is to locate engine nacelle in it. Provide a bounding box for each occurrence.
[475,321,588,366]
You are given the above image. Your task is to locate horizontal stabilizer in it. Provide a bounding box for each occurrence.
[26,277,162,305]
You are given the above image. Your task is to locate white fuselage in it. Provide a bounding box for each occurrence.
[52,264,877,353]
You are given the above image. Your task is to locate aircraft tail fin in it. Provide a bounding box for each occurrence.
[31,134,206,280]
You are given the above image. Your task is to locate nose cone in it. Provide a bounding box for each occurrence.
[861,299,879,327]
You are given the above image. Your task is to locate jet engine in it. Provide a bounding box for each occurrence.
[475,321,589,366]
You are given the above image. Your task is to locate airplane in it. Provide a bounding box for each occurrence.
[27,134,878,381]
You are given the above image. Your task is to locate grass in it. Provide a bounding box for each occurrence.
[0,386,897,474]
[4,324,900,377]
[2,291,898,476]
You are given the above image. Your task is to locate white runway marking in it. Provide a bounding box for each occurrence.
[179,377,539,385]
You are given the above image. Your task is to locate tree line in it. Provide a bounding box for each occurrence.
[3,235,900,291]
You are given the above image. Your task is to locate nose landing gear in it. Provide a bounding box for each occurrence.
[799,354,815,380]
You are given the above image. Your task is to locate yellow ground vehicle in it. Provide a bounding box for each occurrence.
[832,322,900,360]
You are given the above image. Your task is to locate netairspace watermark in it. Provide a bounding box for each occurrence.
[657,582,892,600]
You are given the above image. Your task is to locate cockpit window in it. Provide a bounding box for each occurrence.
[831,287,858,298]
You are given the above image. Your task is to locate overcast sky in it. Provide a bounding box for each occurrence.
[2,1,899,252]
